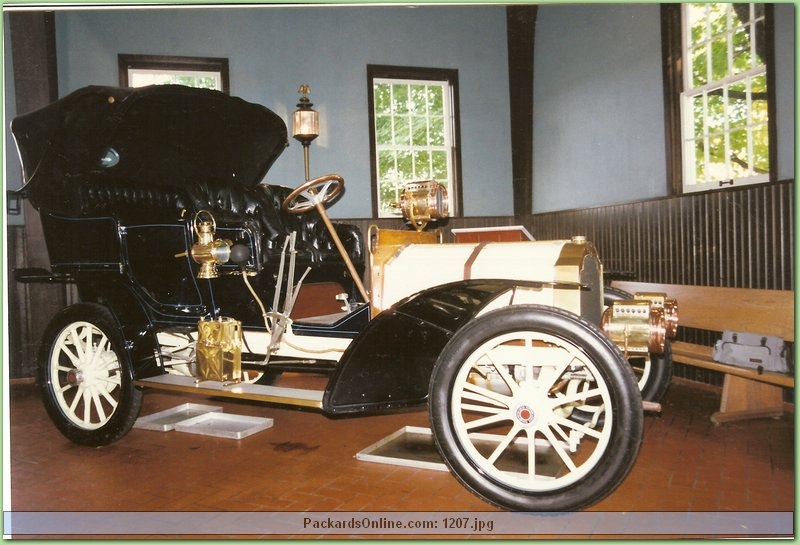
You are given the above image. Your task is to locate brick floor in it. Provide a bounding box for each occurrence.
[7,377,794,538]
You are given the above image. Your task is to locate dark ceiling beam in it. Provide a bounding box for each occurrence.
[7,10,65,375]
[8,11,58,114]
[506,5,537,218]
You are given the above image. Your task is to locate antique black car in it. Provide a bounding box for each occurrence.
[11,85,676,511]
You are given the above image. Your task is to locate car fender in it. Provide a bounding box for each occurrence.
[76,272,165,378]
[322,278,580,414]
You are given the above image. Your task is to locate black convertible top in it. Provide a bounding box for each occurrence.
[11,85,289,213]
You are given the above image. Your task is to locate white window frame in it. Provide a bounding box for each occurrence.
[680,3,769,193]
[368,66,461,219]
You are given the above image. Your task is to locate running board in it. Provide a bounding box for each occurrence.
[134,374,325,410]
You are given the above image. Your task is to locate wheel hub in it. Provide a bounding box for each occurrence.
[67,369,84,386]
[65,348,117,390]
[515,403,536,426]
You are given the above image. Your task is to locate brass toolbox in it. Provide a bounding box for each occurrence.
[196,317,242,383]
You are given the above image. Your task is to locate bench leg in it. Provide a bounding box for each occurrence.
[711,374,785,425]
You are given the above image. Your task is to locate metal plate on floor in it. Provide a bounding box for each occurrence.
[174,412,274,440]
[358,426,563,476]
[134,403,223,432]
[356,426,448,471]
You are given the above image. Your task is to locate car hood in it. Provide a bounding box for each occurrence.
[11,85,289,201]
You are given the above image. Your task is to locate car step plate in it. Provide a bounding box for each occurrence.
[134,374,324,409]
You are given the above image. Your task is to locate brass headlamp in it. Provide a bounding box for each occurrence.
[601,291,677,356]
[632,292,679,338]
[399,180,449,232]
[601,300,666,355]
[190,210,232,279]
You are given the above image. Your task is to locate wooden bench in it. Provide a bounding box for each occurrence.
[612,281,794,425]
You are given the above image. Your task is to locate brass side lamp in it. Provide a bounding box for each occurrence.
[190,210,232,279]
[292,84,319,181]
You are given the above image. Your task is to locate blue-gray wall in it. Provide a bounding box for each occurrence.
[532,3,795,213]
[52,5,513,219]
[532,4,666,213]
[5,3,795,220]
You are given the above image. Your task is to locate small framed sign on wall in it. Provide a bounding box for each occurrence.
[118,54,230,94]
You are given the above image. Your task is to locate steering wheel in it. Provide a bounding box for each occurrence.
[282,174,344,215]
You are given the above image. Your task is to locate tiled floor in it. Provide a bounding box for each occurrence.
[7,376,794,539]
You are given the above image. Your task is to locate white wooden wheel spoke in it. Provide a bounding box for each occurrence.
[461,381,512,408]
[71,325,88,360]
[486,425,523,465]
[97,375,121,390]
[59,340,81,368]
[541,424,578,472]
[81,389,93,425]
[91,337,110,364]
[97,387,119,409]
[525,429,538,480]
[553,415,604,439]
[488,357,522,395]
[68,387,83,414]
[551,385,603,407]
[550,420,571,444]
[464,411,511,431]
[92,391,109,423]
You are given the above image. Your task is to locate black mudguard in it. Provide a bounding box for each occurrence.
[75,272,168,379]
[322,279,549,414]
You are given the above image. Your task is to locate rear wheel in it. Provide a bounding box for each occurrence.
[429,305,643,511]
[38,303,142,446]
[628,342,673,402]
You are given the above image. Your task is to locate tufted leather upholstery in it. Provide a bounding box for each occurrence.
[67,176,363,267]
[78,180,182,214]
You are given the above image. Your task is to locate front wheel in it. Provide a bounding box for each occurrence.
[38,303,143,446]
[429,305,643,511]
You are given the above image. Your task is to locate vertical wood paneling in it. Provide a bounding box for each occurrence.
[527,180,794,290]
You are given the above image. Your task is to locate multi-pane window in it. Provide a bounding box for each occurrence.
[681,3,769,192]
[368,66,460,218]
[119,54,230,94]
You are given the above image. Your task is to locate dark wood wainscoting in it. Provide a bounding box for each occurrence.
[527,180,794,291]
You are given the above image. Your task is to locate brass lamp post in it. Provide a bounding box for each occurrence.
[292,84,319,181]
